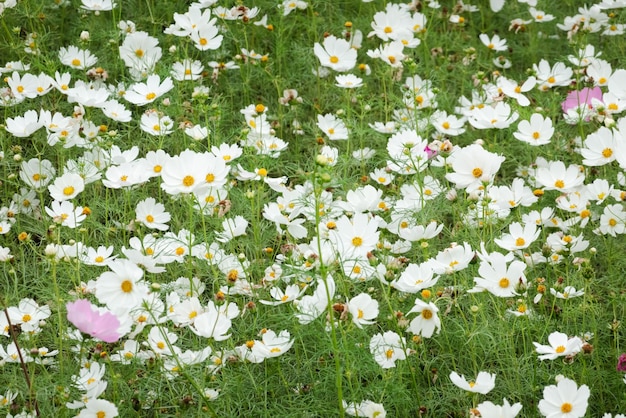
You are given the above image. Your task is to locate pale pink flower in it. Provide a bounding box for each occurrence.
[66,299,121,343]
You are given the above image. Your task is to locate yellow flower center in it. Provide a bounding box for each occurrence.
[385,349,394,359]
[561,403,572,413]
[554,179,565,189]
[146,215,154,223]
[121,280,133,293]
[146,92,156,100]
[609,218,617,226]
[22,314,32,322]
[602,148,613,158]
[352,237,363,247]
[515,237,526,247]
[153,165,162,173]
[206,173,215,183]
[199,38,208,46]
[384,26,392,33]
[71,58,81,66]
[95,256,104,263]
[329,56,339,64]
[135,49,144,58]
[63,186,75,196]
[555,345,566,353]
[157,341,165,349]
[472,167,483,178]
[422,309,433,319]
[442,122,450,129]
[182,175,195,187]
[532,132,540,139]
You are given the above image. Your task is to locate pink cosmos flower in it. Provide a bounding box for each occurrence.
[66,299,121,343]
[561,87,603,113]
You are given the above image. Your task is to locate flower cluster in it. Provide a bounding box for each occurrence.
[1,0,626,416]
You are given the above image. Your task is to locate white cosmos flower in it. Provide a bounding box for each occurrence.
[407,299,441,338]
[101,100,132,122]
[335,74,363,88]
[48,172,85,201]
[450,371,496,394]
[347,293,379,328]
[538,378,589,417]
[533,331,583,360]
[477,398,523,418]
[95,259,149,314]
[369,330,409,369]
[317,113,349,140]
[45,200,86,228]
[313,35,357,72]
[513,113,554,145]
[124,74,174,106]
[140,111,174,136]
[189,303,233,341]
[5,109,43,137]
[136,197,170,231]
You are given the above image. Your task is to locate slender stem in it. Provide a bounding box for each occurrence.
[3,307,41,417]
[312,165,344,417]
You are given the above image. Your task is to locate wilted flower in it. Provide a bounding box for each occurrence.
[617,353,626,372]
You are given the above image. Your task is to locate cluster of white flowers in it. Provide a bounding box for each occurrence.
[1,0,626,416]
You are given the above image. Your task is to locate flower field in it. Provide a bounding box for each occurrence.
[1,0,626,416]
